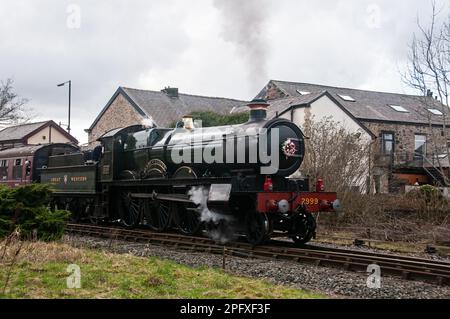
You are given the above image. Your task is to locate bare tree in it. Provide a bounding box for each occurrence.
[0,79,29,127]
[300,116,372,195]
[403,2,450,184]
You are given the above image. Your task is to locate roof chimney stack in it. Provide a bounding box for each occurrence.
[427,89,433,97]
[247,99,269,122]
[162,87,179,98]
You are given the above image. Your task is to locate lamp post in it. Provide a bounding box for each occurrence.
[57,80,72,135]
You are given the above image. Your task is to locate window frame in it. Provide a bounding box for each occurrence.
[414,134,427,158]
[428,108,443,116]
[381,131,395,156]
[388,104,409,113]
[337,94,356,102]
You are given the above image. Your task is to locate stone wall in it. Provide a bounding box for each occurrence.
[259,82,287,101]
[88,93,144,146]
[364,121,449,164]
[364,121,449,193]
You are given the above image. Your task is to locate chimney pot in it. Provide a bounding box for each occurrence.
[162,87,179,98]
[247,99,269,122]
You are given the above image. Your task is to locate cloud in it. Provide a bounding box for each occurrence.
[0,0,448,143]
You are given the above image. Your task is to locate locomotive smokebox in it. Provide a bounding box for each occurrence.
[247,99,269,122]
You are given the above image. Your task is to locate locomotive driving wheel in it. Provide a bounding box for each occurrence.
[245,211,270,245]
[144,200,172,232]
[177,204,202,236]
[120,192,142,228]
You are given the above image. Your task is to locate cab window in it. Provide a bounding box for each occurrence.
[148,130,164,147]
[135,131,148,149]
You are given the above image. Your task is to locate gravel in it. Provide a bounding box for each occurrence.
[63,235,450,299]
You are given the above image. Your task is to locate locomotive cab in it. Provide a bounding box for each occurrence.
[96,125,145,181]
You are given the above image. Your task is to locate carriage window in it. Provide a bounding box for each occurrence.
[13,159,23,179]
[0,160,7,167]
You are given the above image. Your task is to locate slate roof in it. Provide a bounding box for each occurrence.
[0,121,78,144]
[232,92,324,119]
[0,121,48,142]
[0,144,48,157]
[88,87,248,130]
[233,91,376,138]
[257,80,449,126]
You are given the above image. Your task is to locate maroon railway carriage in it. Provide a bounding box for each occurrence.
[0,144,78,187]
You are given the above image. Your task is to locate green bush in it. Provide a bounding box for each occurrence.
[0,184,70,241]
[417,184,443,201]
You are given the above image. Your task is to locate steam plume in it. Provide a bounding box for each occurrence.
[141,117,155,128]
[188,186,235,244]
[213,0,269,89]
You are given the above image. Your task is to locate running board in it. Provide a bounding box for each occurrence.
[130,192,192,203]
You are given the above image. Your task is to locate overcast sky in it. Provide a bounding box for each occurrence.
[1,0,449,144]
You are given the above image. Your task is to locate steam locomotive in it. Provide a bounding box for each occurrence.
[36,99,339,246]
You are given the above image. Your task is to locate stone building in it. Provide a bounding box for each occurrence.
[254,80,450,193]
[0,120,78,149]
[85,87,246,146]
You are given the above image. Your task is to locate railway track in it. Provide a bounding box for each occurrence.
[66,223,450,286]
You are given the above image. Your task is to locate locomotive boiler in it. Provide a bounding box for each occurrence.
[40,99,340,246]
[117,99,305,180]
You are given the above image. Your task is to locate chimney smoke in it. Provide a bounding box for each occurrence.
[213,0,270,91]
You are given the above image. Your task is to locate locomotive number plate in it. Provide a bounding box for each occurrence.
[301,198,319,205]
[208,184,232,202]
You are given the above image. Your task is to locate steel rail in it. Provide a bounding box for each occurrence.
[66,223,450,286]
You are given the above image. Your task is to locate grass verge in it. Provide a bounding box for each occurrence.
[0,241,327,299]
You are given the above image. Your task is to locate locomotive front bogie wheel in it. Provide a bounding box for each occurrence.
[290,211,316,247]
[245,211,270,245]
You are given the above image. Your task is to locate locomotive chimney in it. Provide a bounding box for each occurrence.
[247,99,269,122]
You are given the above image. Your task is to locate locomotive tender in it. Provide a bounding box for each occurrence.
[40,99,339,245]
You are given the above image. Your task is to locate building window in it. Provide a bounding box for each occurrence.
[415,134,427,157]
[296,90,311,96]
[15,159,22,166]
[388,105,409,113]
[338,94,356,102]
[381,132,394,155]
[0,160,7,167]
[428,108,443,116]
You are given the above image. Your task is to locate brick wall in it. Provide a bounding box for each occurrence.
[88,93,144,146]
